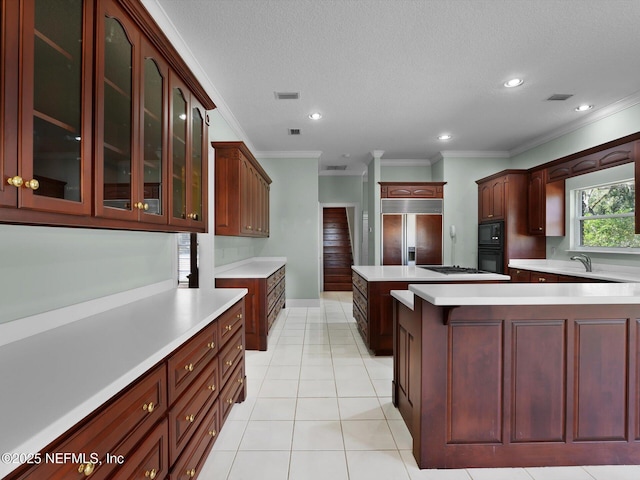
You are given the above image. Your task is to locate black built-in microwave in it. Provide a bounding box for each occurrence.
[478,221,504,248]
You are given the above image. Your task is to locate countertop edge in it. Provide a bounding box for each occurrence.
[215,257,287,278]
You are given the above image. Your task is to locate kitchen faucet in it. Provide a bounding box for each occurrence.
[570,253,592,272]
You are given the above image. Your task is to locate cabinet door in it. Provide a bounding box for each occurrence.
[415,214,442,265]
[0,1,19,207]
[528,170,545,234]
[382,214,403,265]
[490,178,505,219]
[95,0,138,221]
[137,43,169,224]
[188,100,206,229]
[479,183,492,221]
[240,157,254,235]
[509,268,531,283]
[16,0,92,214]
[169,76,189,227]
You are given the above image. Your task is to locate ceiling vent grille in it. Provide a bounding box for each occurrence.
[288,128,301,135]
[275,91,300,100]
[326,165,347,171]
[547,93,574,101]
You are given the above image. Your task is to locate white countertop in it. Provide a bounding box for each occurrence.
[352,265,510,282]
[215,257,286,279]
[409,282,640,306]
[0,287,247,478]
[509,259,640,283]
[390,290,415,310]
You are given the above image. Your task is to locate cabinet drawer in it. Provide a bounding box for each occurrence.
[531,272,558,283]
[219,329,245,386]
[266,267,283,292]
[353,287,367,315]
[267,280,285,312]
[218,300,244,347]
[107,418,169,480]
[169,401,220,480]
[220,362,246,424]
[168,321,218,404]
[352,272,367,297]
[169,358,219,464]
[12,365,167,480]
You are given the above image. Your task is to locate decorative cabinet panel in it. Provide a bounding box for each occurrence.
[0,0,213,232]
[6,299,246,480]
[213,141,271,238]
[379,182,445,198]
[508,267,609,284]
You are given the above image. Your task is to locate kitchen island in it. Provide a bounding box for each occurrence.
[392,282,640,469]
[352,265,509,355]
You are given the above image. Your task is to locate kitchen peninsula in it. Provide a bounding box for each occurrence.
[392,282,640,469]
[352,265,509,355]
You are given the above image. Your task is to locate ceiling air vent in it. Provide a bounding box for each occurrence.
[275,91,300,100]
[326,165,347,171]
[547,93,574,101]
[288,128,301,135]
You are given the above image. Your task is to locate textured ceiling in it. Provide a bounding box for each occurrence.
[152,0,640,174]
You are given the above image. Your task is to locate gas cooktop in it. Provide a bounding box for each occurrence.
[419,265,490,274]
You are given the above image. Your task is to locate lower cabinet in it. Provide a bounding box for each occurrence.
[6,299,245,480]
[215,266,285,351]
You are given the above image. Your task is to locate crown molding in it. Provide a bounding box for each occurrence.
[380,158,432,167]
[439,150,511,159]
[510,90,640,157]
[253,151,323,159]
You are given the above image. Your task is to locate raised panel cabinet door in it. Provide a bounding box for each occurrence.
[240,158,253,235]
[528,170,545,234]
[187,101,206,228]
[490,178,505,219]
[17,0,92,214]
[479,183,492,221]
[382,214,403,265]
[415,214,442,265]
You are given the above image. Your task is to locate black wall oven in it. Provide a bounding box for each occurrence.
[478,221,505,273]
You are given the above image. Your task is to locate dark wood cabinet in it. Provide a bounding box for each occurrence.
[508,267,609,283]
[478,176,505,222]
[7,299,246,480]
[0,0,213,232]
[528,169,565,236]
[379,182,445,198]
[214,141,271,237]
[508,268,531,283]
[215,266,285,351]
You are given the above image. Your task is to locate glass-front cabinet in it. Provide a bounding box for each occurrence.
[0,0,213,232]
[13,0,92,214]
[169,74,207,230]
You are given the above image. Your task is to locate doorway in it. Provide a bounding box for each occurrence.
[322,206,354,291]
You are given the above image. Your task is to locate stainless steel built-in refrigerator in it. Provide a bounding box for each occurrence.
[381,199,443,265]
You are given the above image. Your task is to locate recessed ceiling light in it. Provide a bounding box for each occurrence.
[504,78,524,88]
[438,134,452,141]
[308,112,322,120]
[575,104,593,112]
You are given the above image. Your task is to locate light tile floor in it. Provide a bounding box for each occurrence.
[198,291,640,480]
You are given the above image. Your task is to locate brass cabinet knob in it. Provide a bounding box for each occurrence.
[7,176,23,188]
[185,414,195,423]
[538,226,543,231]
[187,212,198,220]
[185,363,194,372]
[538,277,546,282]
[238,376,244,384]
[236,313,243,320]
[225,360,233,367]
[144,469,157,479]
[207,341,215,349]
[186,468,196,478]
[24,178,39,190]
[209,429,217,437]
[78,462,95,476]
[225,325,233,332]
[237,344,243,351]
[207,384,216,391]
[135,202,149,210]
[227,397,234,405]
[143,402,155,413]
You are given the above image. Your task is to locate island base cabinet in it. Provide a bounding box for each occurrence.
[396,299,640,469]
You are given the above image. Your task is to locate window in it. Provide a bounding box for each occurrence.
[574,179,640,249]
[177,233,198,287]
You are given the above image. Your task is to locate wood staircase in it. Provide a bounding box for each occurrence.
[323,207,354,291]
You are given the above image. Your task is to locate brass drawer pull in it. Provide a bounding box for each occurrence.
[143,402,155,413]
[209,429,217,437]
[226,360,233,367]
[78,462,95,476]
[186,468,196,478]
[237,344,243,351]
[538,277,546,282]
[144,469,157,479]
[207,384,216,391]
[225,325,233,332]
[238,376,244,384]
[185,363,194,372]
[207,341,216,349]
[236,313,243,319]
[227,397,234,405]
[185,414,195,423]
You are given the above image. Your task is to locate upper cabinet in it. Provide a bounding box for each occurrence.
[379,182,445,198]
[527,169,565,236]
[213,141,271,238]
[477,176,505,222]
[0,0,214,232]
